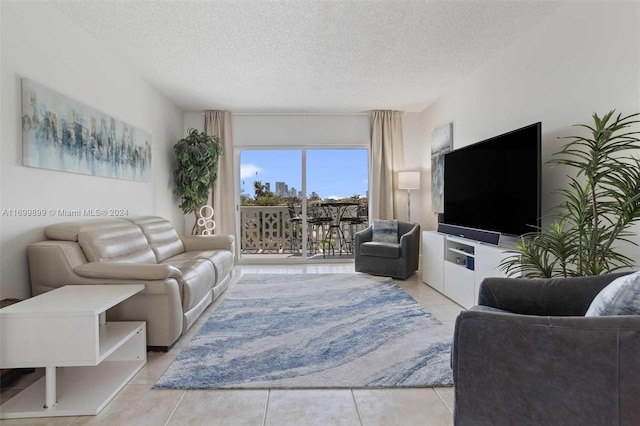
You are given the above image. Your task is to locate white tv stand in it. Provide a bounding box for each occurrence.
[422,231,517,308]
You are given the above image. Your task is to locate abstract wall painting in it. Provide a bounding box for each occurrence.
[21,78,152,182]
[431,122,453,213]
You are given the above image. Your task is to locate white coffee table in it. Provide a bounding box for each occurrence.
[0,284,146,419]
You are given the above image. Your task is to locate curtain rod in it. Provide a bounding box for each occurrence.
[201,111,370,116]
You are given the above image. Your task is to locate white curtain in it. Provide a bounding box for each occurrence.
[369,110,404,220]
[204,111,235,237]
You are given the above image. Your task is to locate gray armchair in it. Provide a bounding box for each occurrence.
[354,221,420,279]
[452,273,640,426]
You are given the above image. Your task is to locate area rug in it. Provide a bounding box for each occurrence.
[155,274,454,389]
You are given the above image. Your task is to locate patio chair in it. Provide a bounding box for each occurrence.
[340,203,368,254]
[286,204,302,253]
[307,204,331,255]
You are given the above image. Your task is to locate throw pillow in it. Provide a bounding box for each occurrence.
[585,271,640,316]
[372,219,399,244]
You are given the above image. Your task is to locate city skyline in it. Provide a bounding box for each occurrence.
[240,149,369,200]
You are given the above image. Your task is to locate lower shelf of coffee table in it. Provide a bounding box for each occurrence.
[0,359,145,419]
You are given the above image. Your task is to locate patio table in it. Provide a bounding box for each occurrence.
[319,202,359,256]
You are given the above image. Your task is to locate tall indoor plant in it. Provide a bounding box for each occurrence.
[501,110,640,278]
[173,128,223,235]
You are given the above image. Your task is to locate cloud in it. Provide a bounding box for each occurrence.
[327,195,341,200]
[240,163,262,180]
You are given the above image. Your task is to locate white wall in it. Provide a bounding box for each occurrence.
[417,1,640,239]
[232,114,369,147]
[184,112,370,147]
[402,112,429,225]
[184,112,204,135]
[0,1,185,298]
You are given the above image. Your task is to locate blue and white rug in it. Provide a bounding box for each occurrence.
[155,274,454,389]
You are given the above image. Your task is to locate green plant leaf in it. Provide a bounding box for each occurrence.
[505,109,640,278]
[172,129,224,233]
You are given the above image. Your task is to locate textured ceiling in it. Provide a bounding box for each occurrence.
[52,1,559,113]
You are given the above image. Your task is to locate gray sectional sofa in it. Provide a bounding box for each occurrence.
[452,273,640,425]
[27,216,235,350]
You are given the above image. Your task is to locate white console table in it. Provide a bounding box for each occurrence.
[422,231,517,308]
[0,284,146,419]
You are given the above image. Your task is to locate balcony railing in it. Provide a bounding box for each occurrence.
[240,206,294,253]
[239,205,367,257]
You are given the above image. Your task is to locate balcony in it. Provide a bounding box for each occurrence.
[239,205,367,260]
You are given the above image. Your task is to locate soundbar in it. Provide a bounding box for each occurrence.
[437,223,501,245]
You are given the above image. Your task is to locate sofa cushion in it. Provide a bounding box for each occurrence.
[372,219,398,243]
[585,271,640,316]
[162,249,234,287]
[161,258,216,311]
[78,224,156,263]
[163,250,221,264]
[128,217,185,262]
[208,250,234,287]
[360,241,401,259]
[45,219,129,241]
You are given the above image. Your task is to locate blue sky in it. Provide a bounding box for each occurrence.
[240,149,368,199]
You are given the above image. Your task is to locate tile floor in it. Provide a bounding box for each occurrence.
[0,264,463,426]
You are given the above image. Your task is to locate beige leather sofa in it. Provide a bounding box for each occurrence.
[27,216,235,350]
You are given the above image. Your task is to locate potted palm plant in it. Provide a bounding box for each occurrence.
[173,128,223,235]
[501,110,640,278]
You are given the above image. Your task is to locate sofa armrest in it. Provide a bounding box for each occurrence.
[355,226,373,247]
[74,262,182,280]
[400,223,420,270]
[399,223,419,249]
[180,235,235,253]
[453,309,640,425]
[477,272,630,316]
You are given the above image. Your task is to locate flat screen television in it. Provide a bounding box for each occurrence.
[442,122,541,239]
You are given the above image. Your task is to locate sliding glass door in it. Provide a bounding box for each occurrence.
[306,149,369,258]
[239,150,302,260]
[238,148,368,262]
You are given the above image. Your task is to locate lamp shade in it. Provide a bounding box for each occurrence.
[398,171,421,190]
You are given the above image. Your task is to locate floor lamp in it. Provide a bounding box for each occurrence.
[398,171,420,222]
